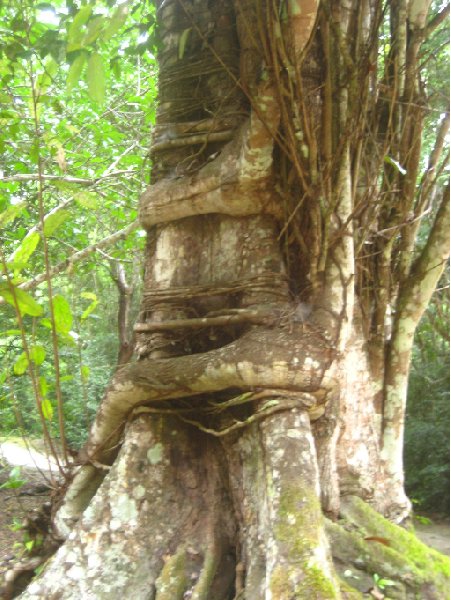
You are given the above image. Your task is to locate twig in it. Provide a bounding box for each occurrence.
[0,169,136,185]
[0,221,140,304]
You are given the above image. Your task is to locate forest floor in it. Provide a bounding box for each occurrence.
[0,440,449,584]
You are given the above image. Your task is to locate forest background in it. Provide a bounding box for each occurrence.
[0,0,448,517]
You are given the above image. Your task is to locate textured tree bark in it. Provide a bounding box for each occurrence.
[15,0,450,598]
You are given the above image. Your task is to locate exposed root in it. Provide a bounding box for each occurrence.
[328,496,450,599]
[80,325,335,465]
[155,546,187,600]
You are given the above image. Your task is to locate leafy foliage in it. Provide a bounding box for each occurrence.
[404,282,450,515]
[0,0,157,448]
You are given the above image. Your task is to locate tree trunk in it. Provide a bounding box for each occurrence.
[15,0,449,598]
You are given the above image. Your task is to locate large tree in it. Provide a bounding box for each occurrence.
[13,0,449,598]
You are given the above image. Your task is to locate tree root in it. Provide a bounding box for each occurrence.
[328,496,450,599]
[80,325,335,466]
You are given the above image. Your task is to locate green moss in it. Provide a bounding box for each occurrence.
[269,485,340,598]
[327,497,450,598]
[275,484,323,558]
[155,546,187,600]
[191,546,219,600]
[343,497,449,578]
[270,564,339,599]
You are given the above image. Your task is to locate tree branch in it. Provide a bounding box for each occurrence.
[0,169,136,185]
[424,4,450,38]
[0,221,140,303]
[398,184,450,325]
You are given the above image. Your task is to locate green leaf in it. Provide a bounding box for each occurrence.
[0,467,25,489]
[384,155,407,175]
[43,209,69,236]
[81,364,90,383]
[39,375,48,397]
[29,345,46,366]
[75,191,98,209]
[101,3,130,41]
[14,352,29,375]
[41,398,53,420]
[81,291,98,320]
[87,52,105,104]
[67,6,92,44]
[83,16,105,45]
[29,139,40,165]
[178,28,191,60]
[0,286,43,317]
[11,232,40,269]
[0,202,26,228]
[52,294,73,334]
[67,52,87,92]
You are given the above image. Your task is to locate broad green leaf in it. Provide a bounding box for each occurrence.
[81,364,90,383]
[67,6,92,44]
[52,294,73,334]
[83,16,105,45]
[41,398,53,420]
[0,467,25,489]
[178,28,191,60]
[87,53,105,104]
[5,261,29,271]
[1,479,25,489]
[29,345,46,365]
[0,202,25,228]
[8,466,21,480]
[101,3,130,41]
[39,375,48,397]
[43,209,69,236]
[40,318,52,328]
[11,232,40,268]
[111,58,121,79]
[14,352,29,375]
[60,375,74,383]
[75,191,98,209]
[29,139,39,164]
[0,286,43,317]
[67,52,87,92]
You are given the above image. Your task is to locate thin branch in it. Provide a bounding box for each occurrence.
[0,169,136,185]
[398,185,450,323]
[424,4,450,38]
[8,197,74,262]
[0,221,140,304]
